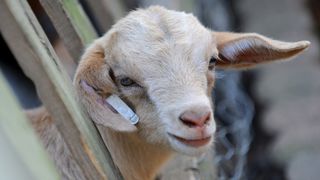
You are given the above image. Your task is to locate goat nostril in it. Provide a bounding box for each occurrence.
[179,111,211,128]
[179,116,198,127]
[204,112,210,123]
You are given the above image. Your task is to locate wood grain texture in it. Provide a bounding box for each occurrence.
[39,0,97,64]
[0,0,122,179]
[0,72,60,180]
[83,0,126,33]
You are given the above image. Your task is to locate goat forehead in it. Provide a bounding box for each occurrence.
[113,6,213,58]
[119,42,210,83]
[116,7,208,39]
[109,7,215,86]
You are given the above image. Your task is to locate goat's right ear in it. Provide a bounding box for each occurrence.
[73,39,137,132]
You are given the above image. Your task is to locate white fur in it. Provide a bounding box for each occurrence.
[27,6,309,180]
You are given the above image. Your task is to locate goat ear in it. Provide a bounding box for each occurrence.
[213,32,310,69]
[73,38,137,132]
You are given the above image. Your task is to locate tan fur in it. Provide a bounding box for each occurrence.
[27,6,309,180]
[26,107,85,180]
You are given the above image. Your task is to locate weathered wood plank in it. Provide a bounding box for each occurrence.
[38,0,124,179]
[0,71,60,180]
[83,0,127,33]
[0,0,122,179]
[39,0,97,64]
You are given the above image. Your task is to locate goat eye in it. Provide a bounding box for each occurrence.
[120,77,136,86]
[209,56,217,64]
[209,56,217,70]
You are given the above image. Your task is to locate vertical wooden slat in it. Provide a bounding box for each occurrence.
[0,71,60,180]
[0,0,122,179]
[39,0,126,62]
[83,0,127,33]
[37,0,124,179]
[39,0,97,63]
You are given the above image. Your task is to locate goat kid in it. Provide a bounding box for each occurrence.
[29,6,310,180]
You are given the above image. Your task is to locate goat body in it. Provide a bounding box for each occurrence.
[27,6,309,180]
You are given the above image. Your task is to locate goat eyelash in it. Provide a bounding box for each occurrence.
[120,77,136,87]
[116,75,144,89]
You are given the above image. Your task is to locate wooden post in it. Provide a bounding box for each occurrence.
[0,71,60,180]
[39,0,97,63]
[40,0,127,65]
[0,0,122,179]
[83,0,127,33]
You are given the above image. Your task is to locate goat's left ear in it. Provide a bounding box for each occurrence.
[73,37,137,132]
[213,32,310,69]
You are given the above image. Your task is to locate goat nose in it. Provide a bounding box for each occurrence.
[179,110,211,128]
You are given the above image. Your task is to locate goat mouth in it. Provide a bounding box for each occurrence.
[168,133,212,148]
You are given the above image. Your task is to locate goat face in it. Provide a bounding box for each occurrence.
[101,6,216,155]
[74,6,309,156]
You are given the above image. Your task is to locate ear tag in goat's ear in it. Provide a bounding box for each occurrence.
[106,95,139,125]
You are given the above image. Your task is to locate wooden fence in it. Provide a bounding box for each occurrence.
[0,0,126,179]
[0,70,60,180]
